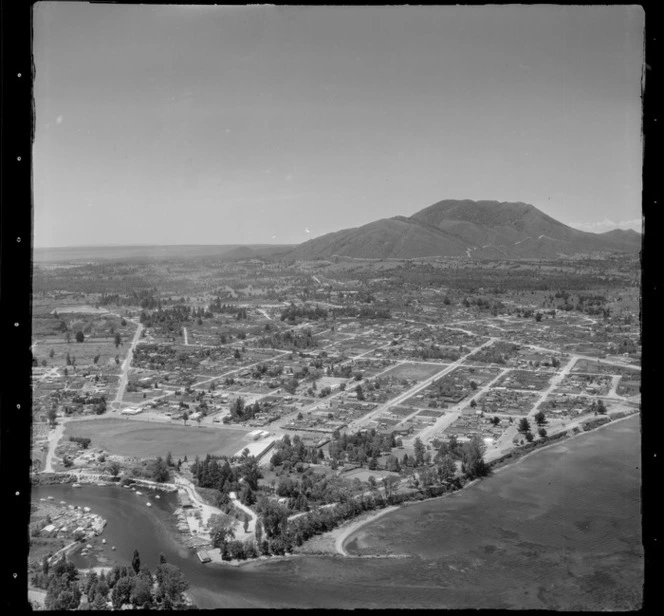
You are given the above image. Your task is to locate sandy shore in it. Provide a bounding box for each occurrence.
[294,505,401,557]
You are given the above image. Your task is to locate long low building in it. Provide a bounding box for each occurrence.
[120,407,143,415]
[234,437,277,460]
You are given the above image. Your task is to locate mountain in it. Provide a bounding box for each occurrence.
[286,200,642,260]
[598,228,643,252]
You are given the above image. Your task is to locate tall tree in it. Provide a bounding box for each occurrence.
[131,549,141,574]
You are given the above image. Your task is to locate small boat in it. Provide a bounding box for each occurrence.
[136,491,143,496]
[111,546,116,551]
[72,483,81,488]
[146,502,152,507]
[155,495,160,500]
[47,496,54,500]
[60,501,67,505]
[102,539,106,544]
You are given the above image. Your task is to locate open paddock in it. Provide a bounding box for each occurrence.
[571,359,641,377]
[31,336,132,372]
[340,468,399,484]
[380,362,446,381]
[63,418,251,459]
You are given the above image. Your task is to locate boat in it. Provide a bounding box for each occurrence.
[111,546,116,551]
[102,539,106,544]
[136,491,143,496]
[147,502,152,507]
[155,495,160,499]
[72,483,81,488]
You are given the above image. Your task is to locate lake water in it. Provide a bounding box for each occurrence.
[32,415,643,609]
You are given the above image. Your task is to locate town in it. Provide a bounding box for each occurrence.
[29,251,641,573]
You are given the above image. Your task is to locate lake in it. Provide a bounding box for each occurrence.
[31,415,643,609]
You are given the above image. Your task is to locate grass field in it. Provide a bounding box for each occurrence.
[63,418,251,459]
[381,362,445,381]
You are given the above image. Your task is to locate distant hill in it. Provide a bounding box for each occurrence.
[286,200,642,260]
[33,244,294,263]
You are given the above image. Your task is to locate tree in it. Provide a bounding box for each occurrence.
[182,411,189,426]
[159,552,167,565]
[596,399,607,415]
[210,514,235,550]
[155,563,189,604]
[259,500,289,539]
[108,461,121,478]
[111,576,134,609]
[436,454,457,485]
[255,521,263,545]
[114,332,122,348]
[538,427,547,438]
[534,410,547,426]
[413,437,426,467]
[130,577,152,608]
[150,457,170,483]
[131,549,141,574]
[518,417,531,434]
[75,331,85,343]
[525,431,535,442]
[47,407,57,427]
[460,436,489,480]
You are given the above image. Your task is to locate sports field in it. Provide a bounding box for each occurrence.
[63,418,250,459]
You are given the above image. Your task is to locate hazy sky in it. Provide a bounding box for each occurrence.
[33,4,644,248]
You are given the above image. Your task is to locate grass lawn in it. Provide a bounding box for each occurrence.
[64,418,251,459]
[381,362,445,381]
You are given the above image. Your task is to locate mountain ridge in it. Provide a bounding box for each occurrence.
[287,199,641,260]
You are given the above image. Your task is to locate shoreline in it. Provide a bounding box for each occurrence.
[32,410,639,569]
[312,410,640,558]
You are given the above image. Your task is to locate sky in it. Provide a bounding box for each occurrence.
[33,4,645,248]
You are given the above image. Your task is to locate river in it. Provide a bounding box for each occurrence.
[31,415,643,609]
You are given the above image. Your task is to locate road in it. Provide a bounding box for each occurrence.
[173,474,221,528]
[257,309,272,321]
[112,321,144,410]
[347,338,497,432]
[44,421,66,473]
[415,366,511,444]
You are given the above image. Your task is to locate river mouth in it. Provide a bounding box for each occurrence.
[31,415,643,609]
